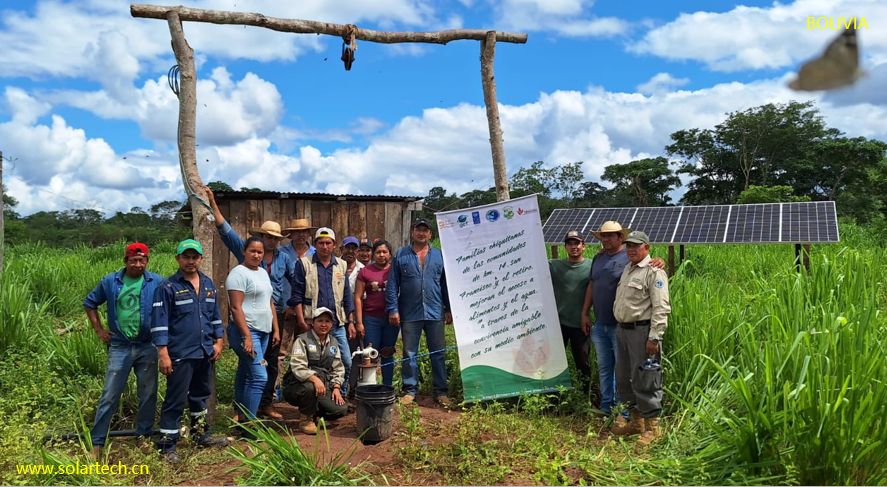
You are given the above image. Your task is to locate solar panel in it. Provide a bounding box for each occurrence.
[626,207,681,244]
[542,202,839,245]
[585,208,637,243]
[542,208,594,244]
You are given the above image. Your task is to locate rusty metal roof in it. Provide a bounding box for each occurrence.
[213,191,423,202]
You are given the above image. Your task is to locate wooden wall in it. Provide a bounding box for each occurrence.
[210,197,422,324]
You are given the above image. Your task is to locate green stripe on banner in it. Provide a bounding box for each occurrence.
[460,365,573,403]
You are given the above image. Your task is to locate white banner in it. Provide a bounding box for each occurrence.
[437,194,571,402]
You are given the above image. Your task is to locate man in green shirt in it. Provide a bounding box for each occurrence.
[84,243,163,459]
[548,230,593,391]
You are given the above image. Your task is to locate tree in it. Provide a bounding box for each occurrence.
[419,186,459,220]
[666,101,838,205]
[510,161,554,198]
[2,183,18,221]
[459,187,497,208]
[601,157,680,207]
[574,181,613,208]
[736,186,811,204]
[206,181,234,192]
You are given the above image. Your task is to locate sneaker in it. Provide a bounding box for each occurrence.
[257,407,284,421]
[196,436,230,448]
[400,394,415,406]
[435,395,453,408]
[163,451,182,464]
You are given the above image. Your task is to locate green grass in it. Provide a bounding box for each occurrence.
[2,229,886,485]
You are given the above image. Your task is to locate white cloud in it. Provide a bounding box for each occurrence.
[636,73,690,95]
[0,0,447,81]
[489,0,630,37]
[630,0,887,72]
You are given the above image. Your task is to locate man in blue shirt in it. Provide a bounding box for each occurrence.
[291,227,356,396]
[151,239,229,463]
[386,219,451,407]
[205,186,296,421]
[84,243,162,459]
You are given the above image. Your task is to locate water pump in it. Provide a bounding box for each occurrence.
[351,344,381,387]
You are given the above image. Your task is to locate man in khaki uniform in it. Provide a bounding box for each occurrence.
[611,231,670,445]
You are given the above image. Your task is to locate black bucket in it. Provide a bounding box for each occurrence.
[355,384,396,445]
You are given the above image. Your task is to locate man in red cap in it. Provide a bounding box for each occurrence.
[84,243,163,459]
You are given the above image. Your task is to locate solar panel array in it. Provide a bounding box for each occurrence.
[542,202,839,245]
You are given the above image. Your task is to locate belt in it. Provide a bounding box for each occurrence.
[618,320,651,329]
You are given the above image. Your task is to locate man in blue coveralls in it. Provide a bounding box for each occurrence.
[84,242,162,459]
[151,239,229,463]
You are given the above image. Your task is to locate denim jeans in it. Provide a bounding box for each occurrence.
[591,322,620,413]
[363,315,400,386]
[401,320,448,397]
[91,341,158,446]
[330,324,352,395]
[227,324,269,421]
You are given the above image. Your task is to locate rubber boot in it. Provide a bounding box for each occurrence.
[637,417,660,446]
[300,417,317,435]
[610,411,644,436]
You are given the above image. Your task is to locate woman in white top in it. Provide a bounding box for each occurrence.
[226,237,280,436]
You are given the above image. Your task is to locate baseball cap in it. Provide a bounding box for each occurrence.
[313,307,335,320]
[623,231,650,245]
[358,238,372,248]
[563,230,584,243]
[125,242,149,258]
[314,227,336,242]
[342,236,360,247]
[411,218,432,230]
[176,239,204,255]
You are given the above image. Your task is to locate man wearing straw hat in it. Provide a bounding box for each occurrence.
[205,187,296,421]
[582,221,664,417]
[610,230,670,445]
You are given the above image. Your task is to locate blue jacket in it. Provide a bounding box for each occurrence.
[151,270,223,360]
[386,245,450,322]
[83,269,164,345]
[216,220,297,311]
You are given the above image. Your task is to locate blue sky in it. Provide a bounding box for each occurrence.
[1,0,885,215]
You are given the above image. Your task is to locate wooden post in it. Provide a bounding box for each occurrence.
[667,245,675,278]
[803,243,811,271]
[551,244,558,260]
[167,12,216,422]
[679,244,685,264]
[481,31,510,202]
[794,243,802,272]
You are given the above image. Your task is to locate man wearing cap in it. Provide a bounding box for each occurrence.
[341,236,365,397]
[151,239,229,462]
[610,231,670,445]
[581,221,665,417]
[292,227,356,396]
[356,238,373,267]
[548,230,593,392]
[205,186,297,421]
[282,307,348,435]
[84,243,162,459]
[386,218,452,407]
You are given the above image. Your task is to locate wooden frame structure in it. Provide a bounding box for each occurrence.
[131,4,527,275]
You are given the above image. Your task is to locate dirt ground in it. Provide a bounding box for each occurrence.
[192,394,462,486]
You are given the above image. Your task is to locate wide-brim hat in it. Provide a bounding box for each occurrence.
[248,221,287,238]
[590,221,632,240]
[283,218,316,233]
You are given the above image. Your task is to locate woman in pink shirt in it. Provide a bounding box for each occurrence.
[354,240,396,385]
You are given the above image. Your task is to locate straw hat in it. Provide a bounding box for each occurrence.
[248,221,287,238]
[590,221,632,240]
[283,218,316,233]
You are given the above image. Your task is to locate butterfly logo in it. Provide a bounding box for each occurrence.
[789,26,865,91]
